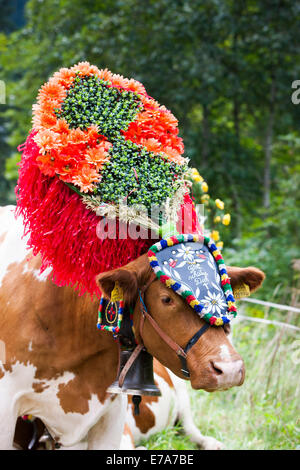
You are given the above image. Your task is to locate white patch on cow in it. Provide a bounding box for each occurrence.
[124,372,178,445]
[0,207,30,288]
[33,266,53,282]
[119,431,135,450]
[219,344,232,361]
[0,360,121,449]
[22,263,30,275]
[28,341,33,352]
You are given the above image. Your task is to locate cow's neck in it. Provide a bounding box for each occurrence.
[1,253,120,399]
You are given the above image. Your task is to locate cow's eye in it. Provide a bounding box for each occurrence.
[161,296,173,305]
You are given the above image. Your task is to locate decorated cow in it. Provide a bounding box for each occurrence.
[0,63,265,450]
[0,206,264,449]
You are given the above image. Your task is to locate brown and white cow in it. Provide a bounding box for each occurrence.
[0,205,265,450]
[121,359,224,450]
[14,360,224,450]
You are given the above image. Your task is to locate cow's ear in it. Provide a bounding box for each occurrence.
[227,266,265,295]
[96,268,138,304]
[96,254,152,304]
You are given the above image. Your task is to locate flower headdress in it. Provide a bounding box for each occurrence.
[16,63,199,296]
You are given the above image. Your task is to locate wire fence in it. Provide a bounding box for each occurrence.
[238,297,300,332]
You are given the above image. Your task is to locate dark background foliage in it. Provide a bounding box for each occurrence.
[0,0,299,302]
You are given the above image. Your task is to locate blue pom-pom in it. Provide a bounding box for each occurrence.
[193,304,203,313]
[150,260,159,268]
[226,294,235,302]
[160,239,168,249]
[171,282,181,291]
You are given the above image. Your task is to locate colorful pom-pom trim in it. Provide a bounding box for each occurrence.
[147,234,237,326]
[97,297,124,335]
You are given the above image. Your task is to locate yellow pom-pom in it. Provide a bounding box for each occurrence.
[216,241,224,250]
[193,175,204,183]
[215,199,225,210]
[222,213,231,225]
[201,182,208,192]
[165,278,175,287]
[201,194,210,204]
[211,230,220,242]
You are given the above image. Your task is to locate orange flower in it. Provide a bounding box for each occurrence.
[53,118,70,134]
[34,129,58,152]
[71,163,100,193]
[159,108,178,127]
[99,68,113,82]
[126,78,146,95]
[71,62,101,77]
[69,128,86,145]
[85,146,110,167]
[37,112,57,129]
[140,138,162,154]
[53,68,76,88]
[38,81,66,103]
[110,73,129,89]
[86,125,101,142]
[36,150,58,177]
[162,146,186,165]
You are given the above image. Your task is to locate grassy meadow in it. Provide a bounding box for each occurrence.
[142,304,300,451]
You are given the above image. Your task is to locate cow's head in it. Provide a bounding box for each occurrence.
[97,254,265,392]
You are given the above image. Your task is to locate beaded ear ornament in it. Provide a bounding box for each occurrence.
[148,234,237,326]
[97,282,125,335]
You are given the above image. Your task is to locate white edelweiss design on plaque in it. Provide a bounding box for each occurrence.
[173,244,206,268]
[200,291,228,316]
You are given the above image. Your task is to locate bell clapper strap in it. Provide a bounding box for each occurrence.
[118,344,144,388]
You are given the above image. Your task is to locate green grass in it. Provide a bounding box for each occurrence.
[141,307,300,450]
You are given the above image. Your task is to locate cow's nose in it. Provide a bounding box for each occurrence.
[211,360,245,388]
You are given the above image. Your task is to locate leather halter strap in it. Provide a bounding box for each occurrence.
[138,273,210,378]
